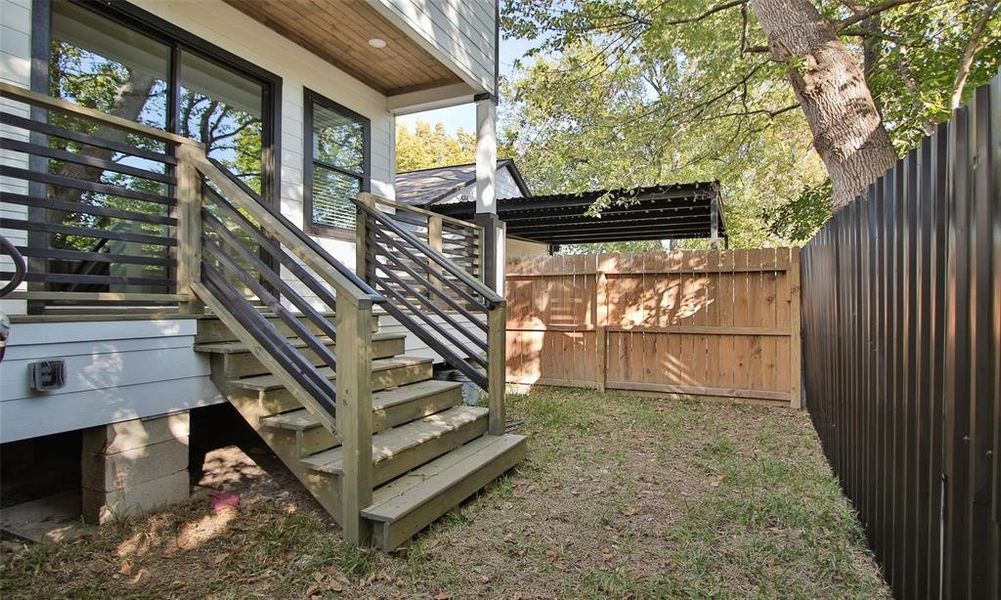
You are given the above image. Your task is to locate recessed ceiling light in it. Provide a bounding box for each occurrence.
[368,38,387,49]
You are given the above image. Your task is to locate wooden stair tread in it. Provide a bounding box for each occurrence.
[229,356,433,391]
[194,331,404,354]
[261,380,464,431]
[197,307,388,319]
[366,434,526,520]
[301,406,488,474]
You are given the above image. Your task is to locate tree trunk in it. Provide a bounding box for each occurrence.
[750,0,898,211]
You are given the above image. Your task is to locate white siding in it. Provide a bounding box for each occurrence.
[373,0,496,94]
[508,238,548,257]
[0,319,220,443]
[0,0,31,316]
[132,0,395,268]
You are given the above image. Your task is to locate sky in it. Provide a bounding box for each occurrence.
[395,37,538,135]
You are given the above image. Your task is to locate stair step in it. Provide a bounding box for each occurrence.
[363,434,527,551]
[301,406,488,486]
[227,356,434,393]
[195,310,383,343]
[261,380,463,435]
[196,333,407,378]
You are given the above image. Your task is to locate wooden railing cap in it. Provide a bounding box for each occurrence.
[0,82,203,148]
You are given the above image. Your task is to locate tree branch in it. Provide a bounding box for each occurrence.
[663,0,747,26]
[836,0,926,31]
[950,0,1000,108]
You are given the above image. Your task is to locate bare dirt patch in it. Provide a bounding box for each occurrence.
[1,388,889,599]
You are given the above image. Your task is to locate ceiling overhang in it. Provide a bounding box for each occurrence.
[223,0,464,96]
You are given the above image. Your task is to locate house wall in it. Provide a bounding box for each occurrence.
[0,319,220,443]
[131,0,396,268]
[0,0,30,317]
[373,0,496,94]
[508,238,548,257]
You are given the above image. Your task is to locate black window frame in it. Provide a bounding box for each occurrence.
[36,0,284,209]
[303,88,371,240]
[29,0,285,313]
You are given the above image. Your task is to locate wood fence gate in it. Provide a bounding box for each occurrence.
[505,249,801,407]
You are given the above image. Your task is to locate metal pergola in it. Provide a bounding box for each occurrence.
[430,182,726,248]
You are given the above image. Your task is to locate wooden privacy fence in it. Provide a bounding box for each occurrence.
[800,74,999,599]
[505,249,801,407]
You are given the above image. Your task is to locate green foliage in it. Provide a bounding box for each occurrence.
[558,240,666,254]
[500,0,1001,246]
[395,121,477,171]
[766,180,834,243]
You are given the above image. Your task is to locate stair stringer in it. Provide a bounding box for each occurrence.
[208,364,343,525]
[192,281,339,435]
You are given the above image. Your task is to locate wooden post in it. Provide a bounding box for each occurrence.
[596,326,607,392]
[427,214,443,308]
[355,193,374,283]
[487,303,506,435]
[789,247,803,408]
[335,293,374,544]
[596,258,609,392]
[175,144,204,314]
[709,197,720,250]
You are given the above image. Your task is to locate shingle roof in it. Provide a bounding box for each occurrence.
[395,159,529,206]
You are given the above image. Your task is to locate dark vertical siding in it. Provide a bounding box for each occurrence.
[801,72,1000,600]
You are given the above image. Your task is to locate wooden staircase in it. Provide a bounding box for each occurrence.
[196,312,525,550]
[0,83,523,552]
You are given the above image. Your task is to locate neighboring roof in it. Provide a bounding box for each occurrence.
[431,182,725,245]
[395,159,531,206]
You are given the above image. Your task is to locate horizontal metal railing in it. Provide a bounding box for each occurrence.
[0,82,189,305]
[356,195,503,390]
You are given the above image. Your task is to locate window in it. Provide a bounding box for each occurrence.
[179,51,265,193]
[37,0,281,306]
[50,2,170,129]
[304,90,370,238]
[45,1,278,201]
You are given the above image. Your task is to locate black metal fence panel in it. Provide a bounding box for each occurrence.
[801,72,999,600]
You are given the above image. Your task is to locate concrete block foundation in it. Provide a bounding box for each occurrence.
[81,412,190,523]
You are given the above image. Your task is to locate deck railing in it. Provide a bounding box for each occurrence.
[356,194,507,435]
[0,82,190,306]
[0,82,508,544]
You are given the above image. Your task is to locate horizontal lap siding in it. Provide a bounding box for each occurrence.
[800,73,999,599]
[0,319,220,442]
[374,0,495,92]
[0,0,30,315]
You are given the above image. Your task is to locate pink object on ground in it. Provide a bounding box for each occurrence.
[210,492,240,512]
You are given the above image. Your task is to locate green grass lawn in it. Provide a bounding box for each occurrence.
[1,388,889,599]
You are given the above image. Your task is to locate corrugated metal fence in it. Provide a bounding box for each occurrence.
[800,73,999,598]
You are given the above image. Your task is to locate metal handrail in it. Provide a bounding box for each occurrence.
[362,194,487,231]
[356,200,504,307]
[0,235,26,297]
[204,157,383,305]
[188,150,382,307]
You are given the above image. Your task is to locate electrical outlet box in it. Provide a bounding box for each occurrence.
[29,360,66,391]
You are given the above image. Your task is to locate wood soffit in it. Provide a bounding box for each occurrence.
[223,0,462,95]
